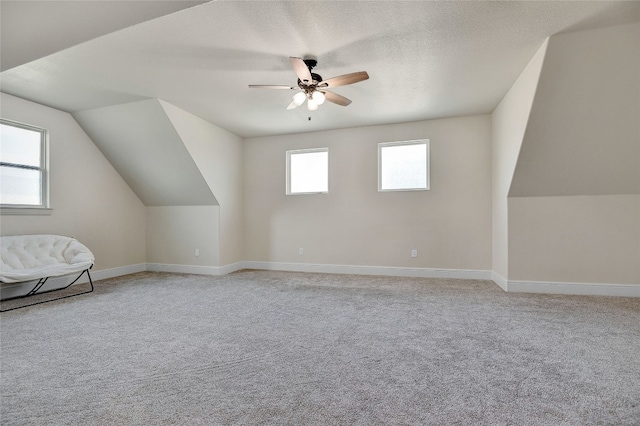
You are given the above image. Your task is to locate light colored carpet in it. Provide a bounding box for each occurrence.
[1,270,639,425]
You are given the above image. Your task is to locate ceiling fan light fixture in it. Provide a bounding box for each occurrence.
[249,56,369,110]
[307,98,319,111]
[312,90,326,105]
[292,91,306,106]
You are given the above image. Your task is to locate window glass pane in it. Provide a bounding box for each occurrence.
[289,151,328,194]
[380,142,428,191]
[0,166,42,205]
[0,123,41,167]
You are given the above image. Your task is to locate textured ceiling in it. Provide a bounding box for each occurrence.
[1,1,638,138]
[0,1,207,72]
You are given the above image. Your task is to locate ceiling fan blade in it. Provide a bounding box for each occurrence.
[319,71,369,88]
[322,90,352,106]
[286,100,300,110]
[249,85,297,89]
[290,57,313,85]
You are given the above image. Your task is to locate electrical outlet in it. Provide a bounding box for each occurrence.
[195,249,200,257]
[411,249,418,258]
[299,248,304,255]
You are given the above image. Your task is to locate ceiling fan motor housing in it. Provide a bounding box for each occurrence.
[298,59,322,89]
[298,73,323,90]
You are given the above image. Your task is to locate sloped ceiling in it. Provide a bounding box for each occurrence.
[3,2,638,207]
[0,1,206,72]
[2,1,638,138]
[510,22,640,197]
[73,99,217,206]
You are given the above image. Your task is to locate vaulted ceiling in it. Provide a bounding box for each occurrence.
[1,1,638,138]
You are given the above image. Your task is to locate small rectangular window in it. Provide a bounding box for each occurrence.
[0,119,49,208]
[286,147,329,195]
[378,140,429,191]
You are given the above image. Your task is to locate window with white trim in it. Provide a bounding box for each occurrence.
[378,140,429,191]
[0,119,49,209]
[286,147,329,195]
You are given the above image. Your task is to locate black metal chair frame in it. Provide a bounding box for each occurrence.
[0,267,94,312]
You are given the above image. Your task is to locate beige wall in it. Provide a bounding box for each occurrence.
[491,40,548,281]
[160,101,244,266]
[146,206,219,266]
[4,23,637,289]
[509,195,640,284]
[505,23,640,286]
[0,93,146,271]
[244,115,492,270]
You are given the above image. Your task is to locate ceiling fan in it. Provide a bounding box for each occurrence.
[249,57,369,111]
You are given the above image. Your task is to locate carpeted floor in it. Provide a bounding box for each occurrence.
[1,270,639,425]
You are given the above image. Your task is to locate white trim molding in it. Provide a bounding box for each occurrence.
[218,262,246,275]
[0,263,146,299]
[84,264,640,297]
[147,263,221,275]
[14,263,148,285]
[87,264,147,282]
[506,279,640,297]
[146,262,245,276]
[491,272,509,292]
[242,261,492,281]
[8,261,634,298]
[491,273,639,297]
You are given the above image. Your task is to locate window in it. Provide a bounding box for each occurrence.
[0,119,49,209]
[286,148,328,195]
[378,140,429,191]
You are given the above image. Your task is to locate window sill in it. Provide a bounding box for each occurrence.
[287,192,329,196]
[1,207,53,216]
[378,188,430,192]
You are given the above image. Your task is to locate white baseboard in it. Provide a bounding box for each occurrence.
[241,261,492,280]
[218,262,246,275]
[84,261,493,281]
[146,262,245,276]
[490,272,639,297]
[4,260,637,298]
[147,263,220,275]
[83,264,147,282]
[491,272,509,292]
[91,263,640,297]
[0,264,146,299]
[506,279,640,297]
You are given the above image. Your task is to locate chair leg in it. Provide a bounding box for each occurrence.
[0,269,94,313]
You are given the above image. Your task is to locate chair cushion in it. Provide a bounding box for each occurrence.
[1,235,94,283]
